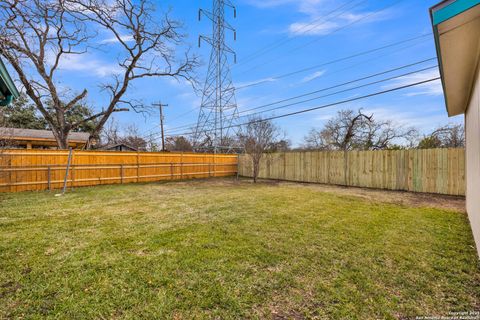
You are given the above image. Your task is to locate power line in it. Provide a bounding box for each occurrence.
[290,0,405,54]
[162,65,437,136]
[234,0,407,78]
[164,77,440,138]
[169,108,198,122]
[236,0,367,66]
[150,33,432,138]
[140,106,199,138]
[239,65,437,118]
[160,61,438,135]
[238,58,436,114]
[163,66,437,136]
[235,33,431,90]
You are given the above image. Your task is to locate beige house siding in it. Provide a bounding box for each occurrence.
[466,66,480,257]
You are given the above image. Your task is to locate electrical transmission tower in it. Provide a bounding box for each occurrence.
[194,0,239,153]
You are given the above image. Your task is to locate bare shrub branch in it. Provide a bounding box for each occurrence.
[237,117,283,183]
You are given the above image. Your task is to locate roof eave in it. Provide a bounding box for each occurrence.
[430,0,480,116]
[429,13,451,116]
[431,0,480,25]
[0,58,19,99]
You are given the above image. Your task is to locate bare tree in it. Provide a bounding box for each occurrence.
[303,110,372,150]
[121,125,147,151]
[238,116,282,183]
[165,136,193,152]
[99,121,147,151]
[362,118,418,150]
[303,109,417,151]
[0,0,198,149]
[100,120,121,147]
[271,139,291,152]
[418,123,464,149]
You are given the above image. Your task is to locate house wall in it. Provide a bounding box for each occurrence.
[465,65,480,258]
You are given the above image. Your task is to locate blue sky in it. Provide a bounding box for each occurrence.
[46,0,463,146]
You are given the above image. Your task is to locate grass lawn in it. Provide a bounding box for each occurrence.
[0,179,479,319]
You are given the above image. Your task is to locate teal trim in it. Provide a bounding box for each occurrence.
[0,57,19,102]
[432,0,480,25]
[0,94,13,107]
[430,0,480,115]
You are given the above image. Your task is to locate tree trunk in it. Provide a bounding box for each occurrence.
[51,127,69,150]
[253,158,259,183]
[58,134,69,150]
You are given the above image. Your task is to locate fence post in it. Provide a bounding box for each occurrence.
[170,163,174,180]
[62,148,73,195]
[136,152,140,183]
[236,154,239,180]
[71,165,75,191]
[180,153,184,179]
[47,166,51,191]
[212,155,215,178]
[71,150,75,191]
[120,164,124,184]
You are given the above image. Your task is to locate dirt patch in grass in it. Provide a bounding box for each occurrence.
[304,184,465,212]
[242,178,466,213]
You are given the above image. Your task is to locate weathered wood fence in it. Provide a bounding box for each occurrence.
[239,148,465,196]
[0,149,238,192]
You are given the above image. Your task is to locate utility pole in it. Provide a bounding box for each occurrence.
[153,102,168,151]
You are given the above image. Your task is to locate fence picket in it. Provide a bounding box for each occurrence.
[239,148,465,196]
[0,150,238,192]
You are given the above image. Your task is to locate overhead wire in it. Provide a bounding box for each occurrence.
[234,0,407,78]
[157,60,438,136]
[236,0,368,66]
[144,0,428,141]
[149,35,432,138]
[162,77,441,138]
[238,58,437,114]
[235,33,431,91]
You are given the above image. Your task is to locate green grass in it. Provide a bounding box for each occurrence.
[0,179,478,319]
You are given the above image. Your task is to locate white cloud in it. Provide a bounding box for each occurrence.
[301,70,325,83]
[236,77,277,88]
[383,69,443,97]
[288,20,338,36]
[46,50,122,77]
[100,35,134,44]
[63,54,122,77]
[244,0,300,9]
[360,106,460,133]
[246,0,325,15]
[246,0,391,37]
[288,10,390,36]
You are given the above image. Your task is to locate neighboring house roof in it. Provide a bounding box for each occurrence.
[430,0,480,116]
[102,143,138,151]
[0,57,19,103]
[0,128,90,143]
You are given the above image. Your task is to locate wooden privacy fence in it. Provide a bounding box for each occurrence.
[0,149,238,193]
[239,148,465,196]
